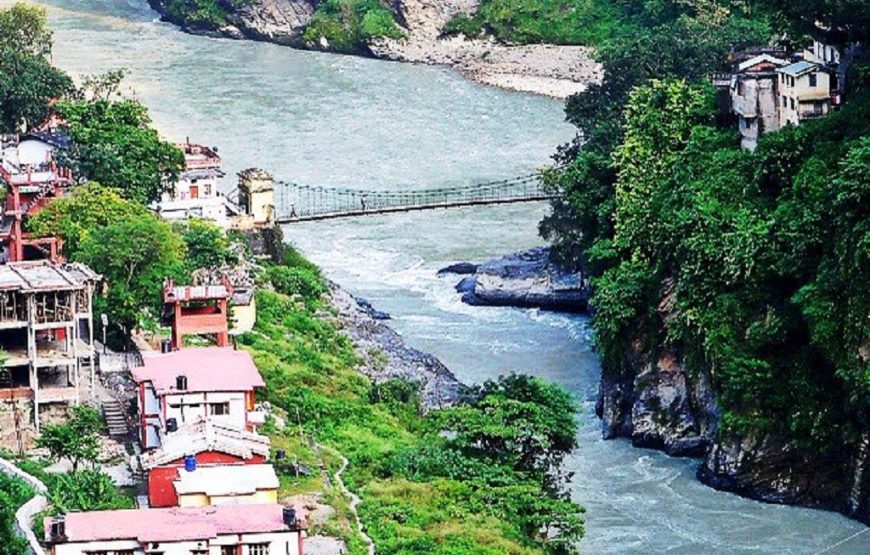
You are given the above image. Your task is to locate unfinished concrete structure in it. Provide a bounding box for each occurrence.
[730,53,790,150]
[0,261,100,448]
[162,278,233,350]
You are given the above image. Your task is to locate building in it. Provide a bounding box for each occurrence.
[777,61,832,126]
[163,278,233,350]
[730,53,790,150]
[140,419,271,508]
[133,346,266,449]
[0,261,100,448]
[44,503,306,555]
[230,287,257,334]
[238,169,275,227]
[0,133,71,262]
[155,141,241,227]
[174,464,280,507]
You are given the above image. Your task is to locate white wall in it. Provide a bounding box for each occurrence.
[163,391,248,430]
[53,531,300,555]
[16,140,53,166]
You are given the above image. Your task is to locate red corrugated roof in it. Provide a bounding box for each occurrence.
[133,347,264,393]
[50,504,296,543]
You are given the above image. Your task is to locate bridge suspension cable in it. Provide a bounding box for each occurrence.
[273,173,552,223]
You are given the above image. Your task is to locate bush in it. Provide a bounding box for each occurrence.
[266,265,327,302]
[0,472,33,555]
[303,0,403,51]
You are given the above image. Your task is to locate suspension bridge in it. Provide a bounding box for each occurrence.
[271,173,553,223]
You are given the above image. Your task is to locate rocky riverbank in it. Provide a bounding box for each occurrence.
[440,246,590,312]
[146,0,602,98]
[328,281,462,410]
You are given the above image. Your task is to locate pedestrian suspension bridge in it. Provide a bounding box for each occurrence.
[273,173,552,223]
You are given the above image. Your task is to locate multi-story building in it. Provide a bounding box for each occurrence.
[133,346,265,449]
[162,279,233,351]
[730,53,790,150]
[140,419,272,507]
[777,61,832,126]
[0,261,100,449]
[155,141,241,227]
[45,503,306,555]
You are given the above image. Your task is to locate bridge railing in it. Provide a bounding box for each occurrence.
[274,173,549,221]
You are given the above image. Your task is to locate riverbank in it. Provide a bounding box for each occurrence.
[146,0,602,98]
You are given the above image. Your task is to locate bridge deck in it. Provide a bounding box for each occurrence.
[276,194,553,223]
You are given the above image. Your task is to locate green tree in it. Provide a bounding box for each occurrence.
[28,182,152,257]
[0,4,73,132]
[76,213,187,331]
[55,99,184,205]
[0,472,32,555]
[177,218,234,271]
[44,470,133,513]
[36,406,104,472]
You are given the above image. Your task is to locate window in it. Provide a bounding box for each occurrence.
[84,552,108,555]
[790,98,795,110]
[809,73,817,87]
[210,402,230,416]
[221,547,238,555]
[782,96,787,107]
[246,544,270,555]
[737,80,745,96]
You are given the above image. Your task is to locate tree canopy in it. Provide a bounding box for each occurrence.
[36,406,104,472]
[56,99,184,205]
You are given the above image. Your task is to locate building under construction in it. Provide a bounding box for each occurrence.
[0,261,101,451]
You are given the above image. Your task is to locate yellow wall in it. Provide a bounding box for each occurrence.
[231,299,257,333]
[177,488,278,507]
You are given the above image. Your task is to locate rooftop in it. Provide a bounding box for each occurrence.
[133,346,265,394]
[0,261,100,292]
[164,278,232,302]
[778,60,823,77]
[47,503,300,544]
[141,419,271,468]
[737,53,789,72]
[174,463,279,496]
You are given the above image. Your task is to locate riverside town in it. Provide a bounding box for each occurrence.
[0,1,868,555]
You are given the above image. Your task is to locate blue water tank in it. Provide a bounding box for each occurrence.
[184,455,197,472]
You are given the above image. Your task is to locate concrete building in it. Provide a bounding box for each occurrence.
[163,279,233,350]
[155,141,241,227]
[777,61,832,126]
[730,53,790,150]
[230,288,257,334]
[0,261,100,449]
[140,419,271,508]
[174,464,280,507]
[132,347,265,450]
[0,133,71,262]
[238,169,275,227]
[44,503,306,555]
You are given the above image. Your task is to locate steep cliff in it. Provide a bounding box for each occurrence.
[596,280,870,525]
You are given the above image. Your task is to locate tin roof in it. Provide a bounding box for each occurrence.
[140,419,271,469]
[174,463,279,496]
[0,261,100,292]
[132,346,265,394]
[48,503,299,543]
[778,60,821,77]
[737,53,789,72]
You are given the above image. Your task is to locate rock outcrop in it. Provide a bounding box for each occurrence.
[597,278,870,524]
[440,247,590,312]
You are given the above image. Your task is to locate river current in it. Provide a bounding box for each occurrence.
[18,0,870,552]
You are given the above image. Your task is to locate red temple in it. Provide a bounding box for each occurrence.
[162,278,233,350]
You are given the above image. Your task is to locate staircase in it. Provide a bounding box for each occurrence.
[102,399,128,438]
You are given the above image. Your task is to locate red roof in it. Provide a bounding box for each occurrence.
[49,504,299,543]
[133,347,264,393]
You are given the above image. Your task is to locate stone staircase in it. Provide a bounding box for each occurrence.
[102,399,128,438]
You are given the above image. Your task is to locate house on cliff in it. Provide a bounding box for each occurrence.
[730,53,790,150]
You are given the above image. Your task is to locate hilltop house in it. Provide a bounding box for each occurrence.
[0,261,100,450]
[162,278,233,351]
[44,503,305,555]
[133,346,266,449]
[154,141,241,227]
[777,61,832,126]
[140,419,272,507]
[730,53,790,150]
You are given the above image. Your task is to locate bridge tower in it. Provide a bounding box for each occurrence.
[238,168,275,226]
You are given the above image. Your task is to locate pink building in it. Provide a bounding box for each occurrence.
[45,503,306,555]
[133,347,266,449]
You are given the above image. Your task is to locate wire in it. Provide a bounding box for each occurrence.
[813,527,869,555]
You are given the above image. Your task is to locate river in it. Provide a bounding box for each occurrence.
[21,0,870,552]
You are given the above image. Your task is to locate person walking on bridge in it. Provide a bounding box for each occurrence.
[360,195,367,212]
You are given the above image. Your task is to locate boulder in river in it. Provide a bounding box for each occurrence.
[440,247,590,313]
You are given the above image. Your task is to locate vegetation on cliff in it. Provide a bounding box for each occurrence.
[303,0,404,51]
[240,249,585,554]
[0,470,32,555]
[542,0,870,455]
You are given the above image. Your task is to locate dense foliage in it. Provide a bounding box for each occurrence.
[540,0,870,450]
[303,0,404,52]
[239,250,584,554]
[0,471,33,555]
[55,99,185,205]
[0,3,73,132]
[36,406,104,472]
[163,0,256,29]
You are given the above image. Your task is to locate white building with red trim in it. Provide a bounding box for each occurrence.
[133,346,265,450]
